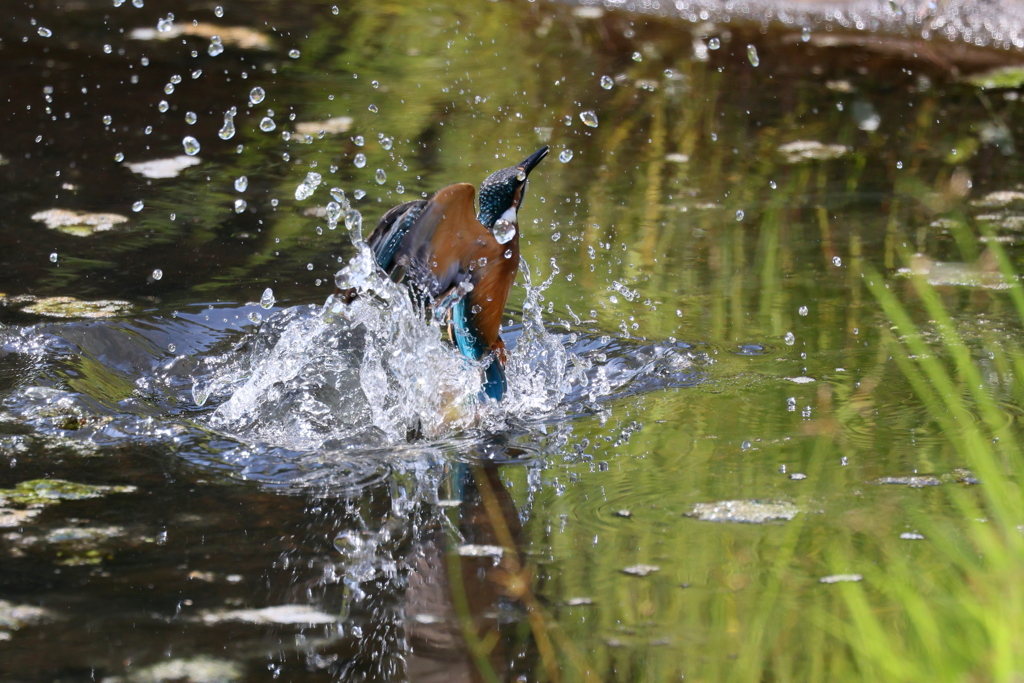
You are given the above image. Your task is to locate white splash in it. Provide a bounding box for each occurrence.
[201,207,699,451]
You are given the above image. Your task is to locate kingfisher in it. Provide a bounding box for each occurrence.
[340,146,548,401]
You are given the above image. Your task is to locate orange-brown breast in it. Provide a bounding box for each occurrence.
[426,184,519,350]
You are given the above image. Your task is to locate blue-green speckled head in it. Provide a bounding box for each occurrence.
[477,146,548,229]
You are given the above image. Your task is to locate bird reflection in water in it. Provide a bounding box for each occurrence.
[404,452,560,683]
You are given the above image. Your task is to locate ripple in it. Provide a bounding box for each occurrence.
[732,343,773,356]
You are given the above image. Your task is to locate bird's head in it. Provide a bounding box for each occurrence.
[476,146,549,231]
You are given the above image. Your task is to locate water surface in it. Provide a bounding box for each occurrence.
[2,1,1024,681]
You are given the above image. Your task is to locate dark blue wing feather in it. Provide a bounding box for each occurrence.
[366,200,427,272]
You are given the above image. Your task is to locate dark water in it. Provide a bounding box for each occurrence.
[3,1,1024,681]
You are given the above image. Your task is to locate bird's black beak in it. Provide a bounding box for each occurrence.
[517,146,549,177]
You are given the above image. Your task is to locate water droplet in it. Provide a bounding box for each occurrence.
[344,209,363,241]
[182,136,200,155]
[559,149,574,163]
[784,331,795,345]
[801,27,811,42]
[191,69,202,79]
[158,100,169,113]
[708,37,721,50]
[214,5,223,17]
[247,311,262,324]
[332,5,339,14]
[185,111,197,125]
[259,116,275,132]
[632,51,642,62]
[504,248,513,259]
[234,176,248,192]
[832,256,842,267]
[579,111,599,127]
[375,169,387,185]
[326,201,342,229]
[380,136,393,151]
[798,305,809,316]
[103,44,112,53]
[353,189,366,200]
[353,135,364,146]
[853,101,881,132]
[249,87,265,105]
[167,343,176,353]
[288,49,301,59]
[132,200,144,212]
[157,14,174,32]
[38,27,52,38]
[234,199,247,213]
[354,153,367,168]
[192,382,210,407]
[49,252,58,263]
[736,210,744,221]
[741,440,751,450]
[164,83,175,95]
[151,269,163,280]
[896,160,903,169]
[371,80,379,89]
[395,183,404,194]
[306,263,314,271]
[746,44,759,66]
[259,287,275,309]
[208,36,224,57]
[132,0,143,6]
[170,74,182,84]
[493,218,516,244]
[600,75,613,89]
[295,171,322,201]
[769,180,777,189]
[103,115,112,125]
[218,107,236,140]
[114,152,124,162]
[368,104,378,113]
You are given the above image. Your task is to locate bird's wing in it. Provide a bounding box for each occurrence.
[395,183,496,297]
[365,199,428,273]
